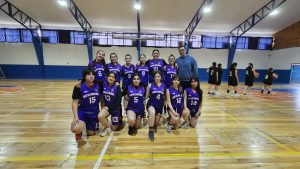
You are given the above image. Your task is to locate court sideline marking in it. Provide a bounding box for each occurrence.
[92,132,113,169]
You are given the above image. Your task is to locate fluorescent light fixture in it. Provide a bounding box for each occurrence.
[134,3,141,10]
[203,6,212,13]
[269,9,279,16]
[58,0,68,7]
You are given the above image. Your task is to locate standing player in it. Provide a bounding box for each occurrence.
[185,76,203,128]
[243,63,258,95]
[106,53,122,83]
[145,71,166,141]
[261,68,278,95]
[88,50,106,82]
[146,49,167,83]
[98,72,124,137]
[164,54,178,88]
[71,69,100,140]
[125,74,145,136]
[215,63,223,94]
[136,54,149,89]
[166,75,189,133]
[207,62,218,95]
[227,62,239,96]
[121,54,135,109]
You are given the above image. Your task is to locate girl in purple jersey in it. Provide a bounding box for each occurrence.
[71,69,100,141]
[185,76,203,128]
[145,71,166,141]
[136,54,149,89]
[166,75,189,133]
[121,54,135,111]
[98,72,124,137]
[164,54,178,88]
[88,50,106,82]
[124,74,145,136]
[106,53,122,83]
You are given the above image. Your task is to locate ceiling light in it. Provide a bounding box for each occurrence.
[203,6,212,13]
[134,3,141,10]
[58,0,68,7]
[269,9,279,16]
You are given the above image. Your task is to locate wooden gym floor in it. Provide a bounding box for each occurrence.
[0,80,300,169]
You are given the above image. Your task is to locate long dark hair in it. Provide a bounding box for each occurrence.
[139,54,146,66]
[153,70,162,83]
[106,71,117,82]
[82,68,96,82]
[110,52,118,64]
[171,74,183,94]
[267,67,273,74]
[168,54,176,67]
[230,62,237,70]
[190,76,202,97]
[131,73,141,86]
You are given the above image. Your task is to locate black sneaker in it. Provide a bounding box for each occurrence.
[148,130,154,142]
[132,128,137,136]
[128,126,134,136]
[267,91,271,95]
[261,90,264,94]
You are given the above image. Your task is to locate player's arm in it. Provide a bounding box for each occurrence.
[235,69,239,82]
[107,86,122,111]
[71,86,80,126]
[196,90,203,118]
[166,89,178,117]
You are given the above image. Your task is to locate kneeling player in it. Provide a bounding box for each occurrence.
[71,69,100,140]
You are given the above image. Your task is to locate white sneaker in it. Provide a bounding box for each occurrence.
[234,93,240,97]
[100,128,111,137]
[181,122,189,129]
[167,124,173,133]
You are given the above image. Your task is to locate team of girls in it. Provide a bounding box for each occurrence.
[207,62,277,95]
[71,68,203,141]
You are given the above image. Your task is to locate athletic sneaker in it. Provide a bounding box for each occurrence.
[234,93,240,97]
[261,90,264,94]
[181,122,189,129]
[167,124,173,133]
[100,128,111,137]
[148,130,154,142]
[128,126,134,136]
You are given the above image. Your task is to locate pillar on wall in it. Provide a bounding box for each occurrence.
[227,43,237,69]
[86,32,93,62]
[32,36,45,77]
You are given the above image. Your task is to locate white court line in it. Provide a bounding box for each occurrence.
[93,132,113,169]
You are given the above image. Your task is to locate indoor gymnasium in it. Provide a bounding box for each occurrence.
[1,0,300,168]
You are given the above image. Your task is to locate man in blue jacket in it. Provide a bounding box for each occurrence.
[175,46,199,89]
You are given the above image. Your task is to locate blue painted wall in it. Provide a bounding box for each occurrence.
[1,64,291,83]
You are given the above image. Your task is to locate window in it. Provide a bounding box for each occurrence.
[70,31,86,44]
[5,29,20,43]
[21,30,33,43]
[191,35,201,48]
[202,35,216,48]
[0,29,5,42]
[42,30,58,44]
[235,37,248,49]
[216,36,229,49]
[258,37,272,50]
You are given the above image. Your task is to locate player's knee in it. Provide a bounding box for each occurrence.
[71,126,82,134]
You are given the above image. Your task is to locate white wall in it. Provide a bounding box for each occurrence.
[269,47,300,69]
[0,43,38,65]
[44,44,88,66]
[0,43,275,70]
